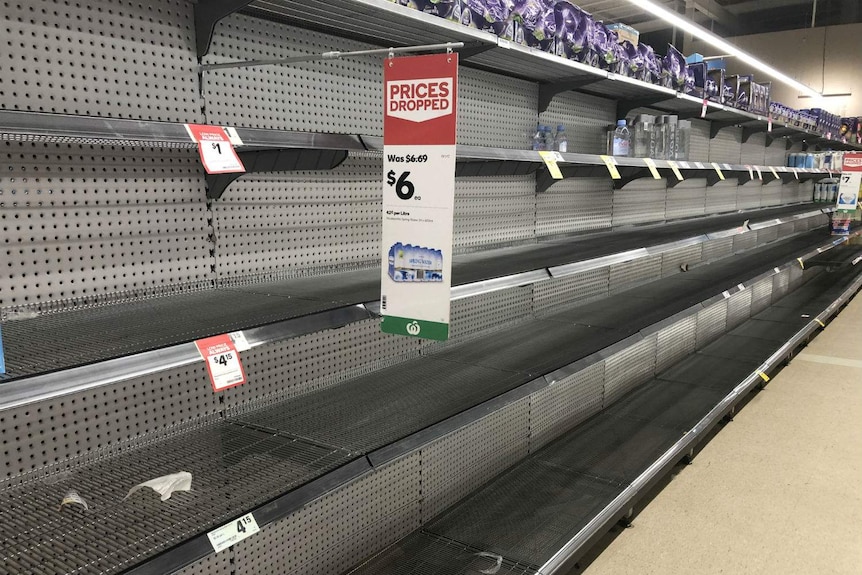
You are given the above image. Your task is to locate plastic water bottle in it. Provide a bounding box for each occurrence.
[553,124,567,153]
[543,126,555,151]
[609,119,631,157]
[531,124,545,151]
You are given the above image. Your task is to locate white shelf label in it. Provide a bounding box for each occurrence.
[207,513,260,553]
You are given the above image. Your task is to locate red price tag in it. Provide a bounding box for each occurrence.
[185,124,245,175]
[701,99,708,118]
[767,116,773,132]
[195,334,247,392]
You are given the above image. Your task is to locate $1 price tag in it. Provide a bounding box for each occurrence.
[185,124,245,175]
[195,334,247,392]
[207,513,260,553]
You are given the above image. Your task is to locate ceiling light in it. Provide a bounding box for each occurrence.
[621,0,822,99]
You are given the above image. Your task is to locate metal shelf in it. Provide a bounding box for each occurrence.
[0,203,831,412]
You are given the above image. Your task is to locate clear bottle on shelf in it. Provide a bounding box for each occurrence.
[631,114,654,158]
[544,125,555,151]
[607,120,631,157]
[654,116,666,160]
[677,120,691,161]
[664,115,678,161]
[553,124,568,153]
[531,124,545,151]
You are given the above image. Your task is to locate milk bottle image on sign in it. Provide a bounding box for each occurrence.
[380,52,458,341]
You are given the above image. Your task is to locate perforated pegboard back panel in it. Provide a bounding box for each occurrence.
[736,180,763,211]
[232,453,421,575]
[422,398,530,521]
[661,244,703,276]
[447,286,533,341]
[221,318,423,414]
[705,180,738,214]
[688,119,711,162]
[708,127,742,164]
[757,224,779,245]
[696,299,727,348]
[533,267,610,314]
[655,315,697,372]
[0,0,201,122]
[612,180,666,226]
[539,91,616,154]
[603,334,657,405]
[530,361,604,450]
[458,68,538,148]
[609,255,662,294]
[1,361,219,485]
[0,142,212,312]
[732,229,758,254]
[750,276,773,314]
[701,236,734,263]
[726,288,753,330]
[665,179,706,220]
[772,267,791,301]
[536,177,613,237]
[175,549,233,575]
[765,138,788,166]
[454,175,535,250]
[760,180,784,207]
[212,155,381,279]
[740,132,767,166]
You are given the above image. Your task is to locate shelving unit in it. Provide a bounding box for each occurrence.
[1,2,860,575]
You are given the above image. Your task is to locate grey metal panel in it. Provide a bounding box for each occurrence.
[536,177,613,237]
[0,0,202,122]
[609,254,662,294]
[422,398,530,520]
[725,288,753,330]
[533,267,610,314]
[603,334,657,405]
[0,142,212,312]
[732,230,758,253]
[772,268,791,301]
[757,224,779,245]
[232,453,421,575]
[612,180,666,226]
[211,155,381,279]
[704,179,738,215]
[760,180,784,207]
[175,552,233,575]
[776,221,796,239]
[764,137,789,166]
[740,132,767,166]
[708,126,742,164]
[701,236,735,263]
[454,175,536,249]
[539,91,616,155]
[661,244,703,276]
[222,318,423,414]
[799,180,815,204]
[655,315,698,373]
[530,362,605,451]
[1,361,219,485]
[687,119,711,163]
[788,264,806,289]
[737,180,763,211]
[750,277,773,314]
[459,67,539,149]
[695,299,727,349]
[447,286,533,342]
[665,179,706,220]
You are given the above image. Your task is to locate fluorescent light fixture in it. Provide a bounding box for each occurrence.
[621,0,822,98]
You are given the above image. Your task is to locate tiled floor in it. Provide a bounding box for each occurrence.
[576,294,862,575]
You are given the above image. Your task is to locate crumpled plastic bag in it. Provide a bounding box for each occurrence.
[58,489,89,511]
[124,471,192,502]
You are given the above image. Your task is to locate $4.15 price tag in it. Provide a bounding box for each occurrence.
[194,334,247,392]
[185,124,245,175]
[208,513,260,553]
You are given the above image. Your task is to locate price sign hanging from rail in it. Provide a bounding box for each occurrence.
[194,334,247,392]
[380,52,458,341]
[837,152,862,212]
[185,124,245,175]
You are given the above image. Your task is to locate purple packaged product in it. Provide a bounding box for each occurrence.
[638,43,661,84]
[461,0,511,35]
[587,20,617,69]
[683,66,696,95]
[660,44,686,90]
[553,1,592,62]
[723,79,735,105]
[621,40,644,78]
[505,0,556,49]
[706,68,724,103]
[421,0,461,21]
[688,61,707,97]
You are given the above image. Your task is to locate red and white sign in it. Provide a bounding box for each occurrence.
[837,152,862,211]
[380,53,457,341]
[185,124,245,175]
[195,334,247,392]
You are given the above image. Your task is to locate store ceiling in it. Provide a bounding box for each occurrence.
[581,0,862,42]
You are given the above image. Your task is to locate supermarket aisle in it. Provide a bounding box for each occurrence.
[576,293,862,575]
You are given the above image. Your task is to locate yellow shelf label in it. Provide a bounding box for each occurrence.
[644,157,661,179]
[667,160,684,181]
[599,155,621,180]
[711,162,726,181]
[538,151,564,179]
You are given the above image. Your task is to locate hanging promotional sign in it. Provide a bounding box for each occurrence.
[380,52,458,341]
[184,124,245,175]
[837,152,862,212]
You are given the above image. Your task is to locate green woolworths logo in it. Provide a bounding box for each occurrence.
[406,321,421,335]
[380,315,449,341]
